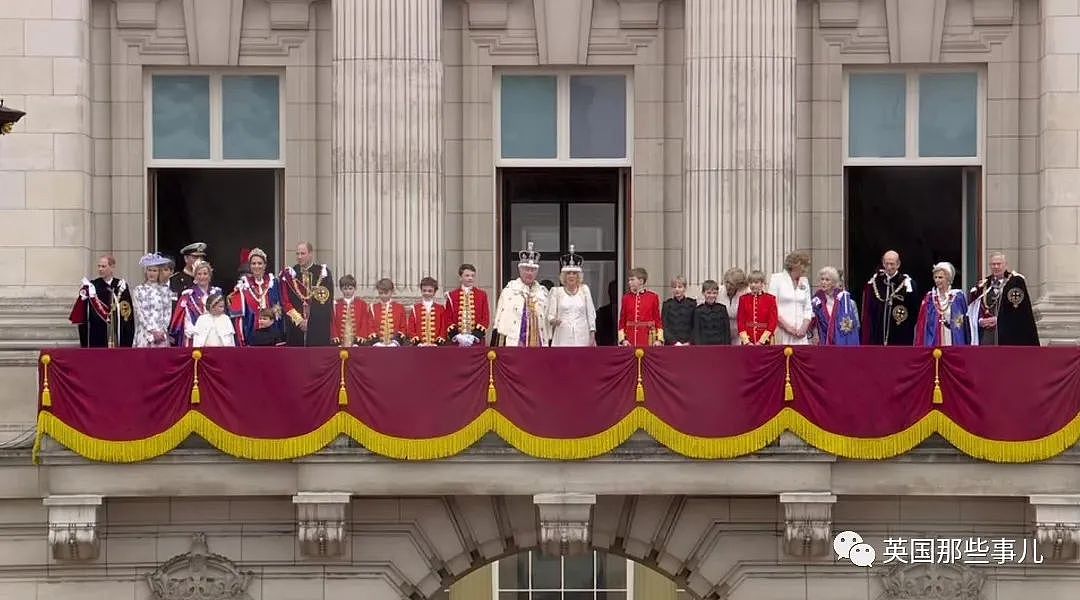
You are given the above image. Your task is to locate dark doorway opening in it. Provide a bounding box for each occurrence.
[846,166,981,303]
[499,167,628,345]
[151,169,280,291]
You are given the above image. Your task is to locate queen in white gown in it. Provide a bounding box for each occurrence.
[768,250,814,346]
[546,247,596,347]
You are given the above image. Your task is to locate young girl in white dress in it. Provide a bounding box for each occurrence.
[192,292,236,347]
[546,247,597,347]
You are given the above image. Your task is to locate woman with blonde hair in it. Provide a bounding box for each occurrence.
[768,250,813,345]
[546,246,597,346]
[133,253,174,348]
[169,260,223,347]
[720,267,749,345]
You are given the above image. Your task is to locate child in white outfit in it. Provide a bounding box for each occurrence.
[193,292,235,347]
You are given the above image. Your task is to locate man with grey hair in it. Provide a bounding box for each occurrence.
[966,252,1039,346]
[492,242,549,346]
[860,250,919,345]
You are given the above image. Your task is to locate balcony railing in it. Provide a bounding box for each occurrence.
[32,346,1080,463]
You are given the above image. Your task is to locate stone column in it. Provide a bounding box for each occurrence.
[1035,0,1080,344]
[683,0,796,282]
[333,0,443,297]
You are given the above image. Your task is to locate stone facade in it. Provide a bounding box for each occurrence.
[3,0,1080,598]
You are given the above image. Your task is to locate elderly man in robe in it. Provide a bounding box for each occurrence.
[492,242,550,347]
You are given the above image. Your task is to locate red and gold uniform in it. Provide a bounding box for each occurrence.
[445,286,490,345]
[331,296,368,347]
[618,289,664,347]
[737,292,778,345]
[408,301,447,346]
[363,301,408,346]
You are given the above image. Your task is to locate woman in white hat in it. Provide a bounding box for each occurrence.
[546,246,596,347]
[133,253,174,348]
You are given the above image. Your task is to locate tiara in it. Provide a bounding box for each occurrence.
[518,241,541,268]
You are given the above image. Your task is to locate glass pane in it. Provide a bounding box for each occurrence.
[563,553,594,590]
[848,73,906,158]
[501,75,557,158]
[598,593,627,600]
[570,75,627,158]
[566,593,596,600]
[581,260,616,309]
[568,204,616,252]
[531,552,562,589]
[499,554,526,589]
[152,75,210,160]
[919,72,978,157]
[533,593,561,600]
[499,593,529,600]
[510,204,560,252]
[223,75,280,160]
[596,553,626,589]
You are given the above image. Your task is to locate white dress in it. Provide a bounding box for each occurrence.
[192,313,236,347]
[768,272,813,346]
[546,285,596,347]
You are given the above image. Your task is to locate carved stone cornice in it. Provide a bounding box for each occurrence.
[266,0,317,30]
[817,0,860,28]
[293,492,350,558]
[182,0,245,65]
[44,494,103,561]
[146,533,254,600]
[614,0,662,29]
[462,0,511,29]
[1030,495,1080,562]
[534,0,593,65]
[779,492,834,558]
[113,0,163,29]
[881,563,984,600]
[534,493,596,557]
[972,0,1016,26]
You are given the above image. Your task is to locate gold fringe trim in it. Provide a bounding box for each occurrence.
[932,348,943,405]
[783,346,794,402]
[40,354,52,408]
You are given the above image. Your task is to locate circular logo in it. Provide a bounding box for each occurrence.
[891,305,909,325]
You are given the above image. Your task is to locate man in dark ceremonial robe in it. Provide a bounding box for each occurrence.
[169,242,206,299]
[69,255,135,348]
[860,250,920,346]
[279,241,335,346]
[966,252,1040,346]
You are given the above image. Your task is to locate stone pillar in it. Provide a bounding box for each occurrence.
[1035,0,1080,344]
[683,0,796,282]
[0,1,94,298]
[332,0,443,297]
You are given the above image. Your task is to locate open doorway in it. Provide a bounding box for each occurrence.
[846,166,981,300]
[499,168,629,345]
[150,168,281,291]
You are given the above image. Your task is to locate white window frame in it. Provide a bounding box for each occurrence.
[490,552,635,599]
[144,69,286,168]
[842,66,985,167]
[494,69,634,168]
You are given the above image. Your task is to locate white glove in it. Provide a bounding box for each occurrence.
[453,333,473,347]
[469,335,479,345]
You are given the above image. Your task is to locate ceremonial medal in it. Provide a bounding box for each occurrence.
[891,305,908,325]
[119,300,133,321]
[1007,287,1024,308]
[312,285,331,304]
[839,317,854,333]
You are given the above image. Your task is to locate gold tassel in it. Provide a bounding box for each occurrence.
[487,351,497,404]
[190,350,202,405]
[932,348,943,405]
[783,347,794,402]
[40,354,52,408]
[338,350,349,406]
[635,348,645,403]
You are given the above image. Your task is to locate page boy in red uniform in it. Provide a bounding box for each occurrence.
[331,274,367,347]
[445,263,490,347]
[738,270,779,345]
[363,278,408,347]
[409,277,447,346]
[618,267,664,347]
